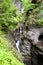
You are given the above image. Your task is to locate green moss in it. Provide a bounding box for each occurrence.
[0,37,24,65]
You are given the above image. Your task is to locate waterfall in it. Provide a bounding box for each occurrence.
[14,0,24,14]
[15,39,20,52]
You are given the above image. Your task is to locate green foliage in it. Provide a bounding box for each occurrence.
[21,0,36,13]
[0,0,20,31]
[0,37,24,65]
[35,1,43,25]
[0,0,43,32]
[24,0,43,26]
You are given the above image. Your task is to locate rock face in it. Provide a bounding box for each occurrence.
[27,28,40,44]
[27,28,43,49]
[19,27,43,65]
[7,27,43,65]
[20,38,30,55]
[17,27,43,54]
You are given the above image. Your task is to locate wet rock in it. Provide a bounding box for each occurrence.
[19,37,31,56]
[23,57,31,65]
[27,28,43,49]
[27,28,41,44]
[38,29,43,41]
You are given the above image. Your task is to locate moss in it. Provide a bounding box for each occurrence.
[0,37,24,65]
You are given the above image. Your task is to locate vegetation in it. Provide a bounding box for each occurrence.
[0,36,24,65]
[0,0,43,32]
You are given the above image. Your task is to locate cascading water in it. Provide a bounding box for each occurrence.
[14,0,24,14]
[15,39,20,52]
